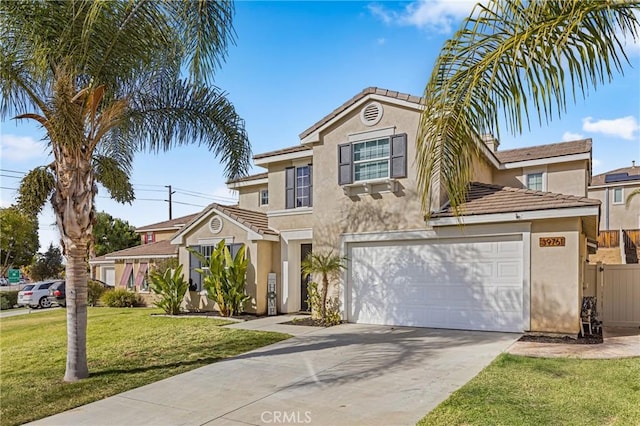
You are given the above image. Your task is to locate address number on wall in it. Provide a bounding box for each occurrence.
[539,237,566,247]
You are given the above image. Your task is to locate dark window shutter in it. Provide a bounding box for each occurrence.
[338,143,352,185]
[285,167,295,209]
[390,133,407,179]
[308,164,313,207]
[229,243,243,259]
[189,245,201,291]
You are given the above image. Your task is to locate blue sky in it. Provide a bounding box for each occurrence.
[1,0,639,251]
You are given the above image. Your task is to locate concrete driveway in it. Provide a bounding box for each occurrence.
[31,324,519,426]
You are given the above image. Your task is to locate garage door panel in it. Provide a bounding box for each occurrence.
[349,238,524,332]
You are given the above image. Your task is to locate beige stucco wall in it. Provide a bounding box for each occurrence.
[589,184,640,230]
[471,152,493,183]
[237,184,268,213]
[310,101,426,251]
[176,210,273,314]
[492,160,589,197]
[529,217,581,334]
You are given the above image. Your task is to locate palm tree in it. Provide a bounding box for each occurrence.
[0,1,251,382]
[417,0,640,216]
[301,251,346,323]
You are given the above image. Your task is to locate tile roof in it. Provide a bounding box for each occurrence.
[432,182,601,218]
[495,139,592,164]
[91,240,177,260]
[136,213,199,232]
[299,87,424,140]
[226,172,268,184]
[591,165,640,186]
[253,145,311,160]
[176,203,278,239]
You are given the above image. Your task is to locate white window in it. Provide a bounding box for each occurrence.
[527,172,543,191]
[260,189,269,206]
[613,188,623,204]
[353,138,390,181]
[295,166,311,207]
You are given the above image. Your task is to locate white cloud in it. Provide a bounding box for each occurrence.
[582,116,639,140]
[368,0,477,33]
[0,134,48,162]
[562,131,584,141]
[376,38,386,45]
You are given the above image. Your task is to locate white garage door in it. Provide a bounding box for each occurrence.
[348,236,524,332]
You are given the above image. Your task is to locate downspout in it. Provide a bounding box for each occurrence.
[604,188,609,230]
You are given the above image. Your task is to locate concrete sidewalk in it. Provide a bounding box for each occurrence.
[30,317,518,426]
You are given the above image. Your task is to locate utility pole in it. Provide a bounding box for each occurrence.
[165,185,176,220]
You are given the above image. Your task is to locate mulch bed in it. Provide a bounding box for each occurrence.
[281,317,329,327]
[519,333,603,345]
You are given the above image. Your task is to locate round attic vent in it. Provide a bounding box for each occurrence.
[209,215,222,234]
[360,102,383,126]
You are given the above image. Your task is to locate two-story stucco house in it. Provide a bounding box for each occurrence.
[170,87,600,335]
[588,163,640,230]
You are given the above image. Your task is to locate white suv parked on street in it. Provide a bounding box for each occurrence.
[17,280,62,309]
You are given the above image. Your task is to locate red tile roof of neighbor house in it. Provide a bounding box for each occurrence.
[431,182,601,218]
[136,213,199,232]
[91,240,177,260]
[495,139,592,164]
[226,172,268,184]
[253,145,311,160]
[591,165,640,186]
[299,87,424,140]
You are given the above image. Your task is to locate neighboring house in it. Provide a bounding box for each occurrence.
[172,87,600,335]
[90,214,197,300]
[588,163,640,230]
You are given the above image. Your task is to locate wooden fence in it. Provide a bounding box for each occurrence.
[624,229,640,246]
[597,230,620,248]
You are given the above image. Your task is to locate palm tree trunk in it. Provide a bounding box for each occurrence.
[64,244,89,381]
[321,275,329,323]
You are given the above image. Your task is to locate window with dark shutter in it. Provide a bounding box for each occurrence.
[285,167,295,209]
[338,143,353,185]
[390,133,407,178]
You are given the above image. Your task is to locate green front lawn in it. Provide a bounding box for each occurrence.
[0,308,289,425]
[419,354,640,425]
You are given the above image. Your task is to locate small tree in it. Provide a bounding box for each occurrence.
[30,244,64,281]
[301,251,346,324]
[149,264,189,315]
[190,241,249,317]
[0,206,39,277]
[92,212,140,257]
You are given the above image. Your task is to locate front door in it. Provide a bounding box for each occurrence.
[300,244,312,311]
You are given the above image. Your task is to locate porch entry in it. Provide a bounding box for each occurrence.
[300,243,312,311]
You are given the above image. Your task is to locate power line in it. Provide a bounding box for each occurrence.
[0,174,22,179]
[0,169,27,175]
[0,186,18,191]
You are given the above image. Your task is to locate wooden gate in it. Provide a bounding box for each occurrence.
[586,263,640,327]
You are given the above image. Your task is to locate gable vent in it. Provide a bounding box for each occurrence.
[360,102,383,126]
[209,215,222,234]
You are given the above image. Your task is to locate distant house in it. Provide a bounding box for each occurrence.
[89,214,198,301]
[588,163,640,230]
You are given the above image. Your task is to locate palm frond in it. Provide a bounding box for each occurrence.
[124,77,251,180]
[418,0,640,217]
[93,156,134,204]
[17,166,56,215]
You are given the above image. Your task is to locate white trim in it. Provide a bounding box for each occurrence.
[136,226,182,233]
[254,149,312,166]
[300,94,422,144]
[227,177,268,189]
[88,259,115,265]
[428,206,599,227]
[359,101,384,126]
[500,152,590,169]
[347,126,396,142]
[612,187,624,205]
[589,181,640,190]
[280,228,313,242]
[171,206,275,245]
[267,207,313,218]
[197,237,230,246]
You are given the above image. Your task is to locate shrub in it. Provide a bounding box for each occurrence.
[0,291,18,310]
[149,265,189,315]
[88,280,107,306]
[306,282,341,326]
[100,288,143,308]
